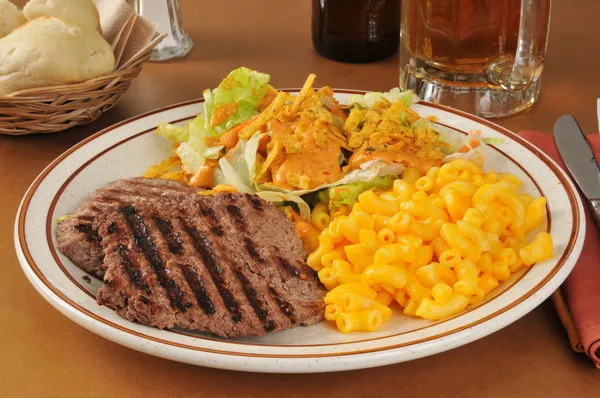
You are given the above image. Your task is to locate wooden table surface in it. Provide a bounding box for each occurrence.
[2,0,600,396]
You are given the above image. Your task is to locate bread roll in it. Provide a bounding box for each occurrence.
[23,0,100,31]
[0,17,115,96]
[0,0,26,38]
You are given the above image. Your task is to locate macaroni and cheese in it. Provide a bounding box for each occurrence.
[307,159,553,333]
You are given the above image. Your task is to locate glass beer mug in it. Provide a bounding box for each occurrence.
[399,0,551,117]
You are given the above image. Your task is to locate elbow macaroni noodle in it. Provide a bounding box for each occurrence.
[306,159,554,333]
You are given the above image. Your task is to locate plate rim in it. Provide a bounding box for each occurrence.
[14,90,587,372]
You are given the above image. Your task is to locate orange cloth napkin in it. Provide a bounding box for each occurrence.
[519,130,600,368]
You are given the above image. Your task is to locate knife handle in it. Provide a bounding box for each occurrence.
[591,199,600,230]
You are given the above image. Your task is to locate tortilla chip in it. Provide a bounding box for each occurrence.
[239,91,289,139]
[256,139,285,182]
[213,184,238,193]
[158,170,186,182]
[290,74,316,114]
[286,172,311,190]
[325,125,352,150]
[142,155,181,178]
[348,135,364,149]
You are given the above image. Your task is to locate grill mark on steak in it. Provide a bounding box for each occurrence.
[153,217,183,255]
[248,195,264,211]
[185,201,267,332]
[276,255,300,278]
[228,194,326,326]
[120,205,187,313]
[268,286,295,323]
[199,207,224,236]
[152,217,223,318]
[225,204,245,230]
[107,222,118,234]
[181,221,242,323]
[117,245,151,294]
[210,226,224,236]
[74,223,101,242]
[234,269,275,331]
[214,195,296,331]
[244,237,263,263]
[272,252,313,281]
[199,207,218,223]
[176,263,216,316]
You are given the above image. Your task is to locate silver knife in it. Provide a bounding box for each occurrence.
[554,115,600,229]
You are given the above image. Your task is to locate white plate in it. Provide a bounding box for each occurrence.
[15,90,586,373]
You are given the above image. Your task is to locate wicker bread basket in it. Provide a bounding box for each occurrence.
[0,32,164,136]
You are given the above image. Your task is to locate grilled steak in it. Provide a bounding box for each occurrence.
[94,191,326,337]
[57,178,200,278]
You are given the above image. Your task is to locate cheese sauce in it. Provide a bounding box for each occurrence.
[270,121,344,190]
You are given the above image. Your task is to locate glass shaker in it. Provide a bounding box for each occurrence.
[129,0,193,61]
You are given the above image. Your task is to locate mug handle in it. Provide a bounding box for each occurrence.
[501,0,548,92]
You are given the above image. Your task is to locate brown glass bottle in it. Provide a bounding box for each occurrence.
[312,0,400,63]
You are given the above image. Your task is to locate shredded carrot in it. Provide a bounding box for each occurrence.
[219,128,241,150]
[295,221,320,253]
[218,114,260,149]
[189,160,218,188]
[469,139,480,148]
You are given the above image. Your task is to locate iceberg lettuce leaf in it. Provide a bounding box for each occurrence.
[349,88,418,109]
[176,143,203,172]
[206,67,271,135]
[318,175,396,210]
[217,156,255,193]
[442,130,488,166]
[244,132,265,180]
[157,67,271,173]
[156,121,189,143]
[158,115,223,173]
[255,191,312,220]
[482,137,506,146]
[256,160,404,196]
[217,138,255,193]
